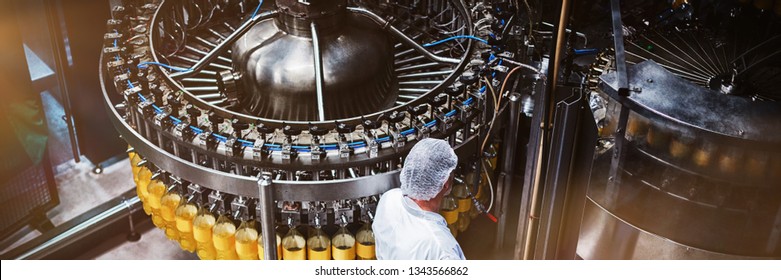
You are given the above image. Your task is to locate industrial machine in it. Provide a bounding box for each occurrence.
[4,0,769,260]
[99,0,540,260]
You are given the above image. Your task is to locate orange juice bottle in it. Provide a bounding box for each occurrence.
[307,223,331,260]
[452,180,472,232]
[213,213,238,260]
[192,205,217,260]
[355,222,376,260]
[281,225,306,260]
[331,223,356,260]
[160,182,182,241]
[146,173,167,229]
[135,162,153,215]
[235,218,259,260]
[175,194,198,252]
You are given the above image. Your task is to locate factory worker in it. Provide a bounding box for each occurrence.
[373,138,465,260]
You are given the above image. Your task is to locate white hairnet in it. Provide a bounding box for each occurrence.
[400,138,458,201]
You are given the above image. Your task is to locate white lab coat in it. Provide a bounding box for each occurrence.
[372,188,465,260]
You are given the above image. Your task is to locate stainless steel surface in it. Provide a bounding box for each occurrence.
[577,198,771,260]
[310,22,326,122]
[167,10,281,80]
[495,93,521,250]
[232,7,397,120]
[258,175,277,261]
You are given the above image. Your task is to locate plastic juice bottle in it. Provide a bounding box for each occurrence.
[174,195,198,252]
[136,166,152,215]
[192,206,217,260]
[440,195,458,224]
[331,225,356,260]
[355,222,376,260]
[212,214,239,260]
[235,219,259,260]
[281,226,306,260]
[452,181,472,232]
[307,226,331,260]
[146,176,167,229]
[160,187,182,241]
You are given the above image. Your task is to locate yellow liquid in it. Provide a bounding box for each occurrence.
[235,227,259,260]
[719,152,739,174]
[160,192,181,241]
[448,223,458,238]
[308,234,331,260]
[136,167,152,215]
[146,180,166,229]
[331,233,356,260]
[308,246,331,260]
[213,220,238,260]
[441,209,458,225]
[356,242,376,260]
[258,234,282,260]
[193,213,217,260]
[175,204,198,252]
[457,198,472,213]
[281,235,306,260]
[693,146,713,168]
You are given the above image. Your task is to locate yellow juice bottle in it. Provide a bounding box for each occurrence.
[331,225,356,260]
[160,186,182,241]
[174,195,198,253]
[136,165,153,215]
[307,226,331,260]
[146,175,167,229]
[452,181,472,232]
[281,226,306,260]
[213,214,238,260]
[440,195,458,224]
[355,222,376,260]
[192,206,217,260]
[235,219,259,260]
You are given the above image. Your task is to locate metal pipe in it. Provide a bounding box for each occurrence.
[311,22,326,122]
[495,93,522,250]
[258,174,277,260]
[524,0,572,260]
[347,7,461,65]
[14,196,141,259]
[169,10,280,79]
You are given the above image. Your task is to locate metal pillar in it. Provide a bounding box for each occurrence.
[258,174,278,260]
[494,93,522,250]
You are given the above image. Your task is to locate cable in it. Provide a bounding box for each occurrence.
[481,77,500,153]
[250,0,264,18]
[423,35,488,47]
[483,160,495,213]
[137,61,191,72]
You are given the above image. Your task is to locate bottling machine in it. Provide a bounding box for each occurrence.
[5,0,779,260]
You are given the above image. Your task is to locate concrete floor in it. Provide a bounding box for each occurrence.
[1,157,196,259]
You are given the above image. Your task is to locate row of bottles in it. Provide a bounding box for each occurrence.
[128,146,376,260]
[440,149,496,237]
[281,216,375,260]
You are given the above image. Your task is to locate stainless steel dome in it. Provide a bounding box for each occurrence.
[231,0,398,121]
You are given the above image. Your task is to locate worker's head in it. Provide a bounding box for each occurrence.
[400,138,458,201]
